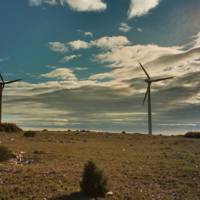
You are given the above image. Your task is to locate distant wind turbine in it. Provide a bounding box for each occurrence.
[139,62,174,135]
[0,73,21,123]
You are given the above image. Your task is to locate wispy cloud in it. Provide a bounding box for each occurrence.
[0,57,9,63]
[48,42,68,53]
[29,0,57,6]
[49,36,130,52]
[41,68,77,81]
[29,0,107,12]
[74,67,88,71]
[137,28,143,32]
[119,22,132,33]
[60,54,81,63]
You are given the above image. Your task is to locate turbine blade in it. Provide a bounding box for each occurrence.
[143,86,149,105]
[0,73,4,83]
[4,79,22,84]
[138,62,151,79]
[0,73,5,88]
[151,77,174,82]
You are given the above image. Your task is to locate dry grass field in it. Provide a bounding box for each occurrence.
[0,131,200,200]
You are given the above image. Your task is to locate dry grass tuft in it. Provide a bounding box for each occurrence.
[0,145,13,162]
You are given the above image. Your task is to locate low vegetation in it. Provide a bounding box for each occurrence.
[23,131,37,137]
[184,131,200,139]
[0,123,22,133]
[0,145,13,162]
[80,160,108,198]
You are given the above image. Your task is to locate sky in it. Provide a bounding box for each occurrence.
[0,0,200,134]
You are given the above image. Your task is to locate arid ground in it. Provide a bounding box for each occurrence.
[0,131,200,200]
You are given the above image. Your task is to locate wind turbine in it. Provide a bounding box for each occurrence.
[0,73,21,123]
[139,63,174,135]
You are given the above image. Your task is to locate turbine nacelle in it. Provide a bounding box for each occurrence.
[0,73,21,89]
[0,72,21,123]
[145,79,151,83]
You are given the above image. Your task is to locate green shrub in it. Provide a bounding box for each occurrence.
[23,131,36,137]
[184,132,200,139]
[80,160,108,198]
[0,146,12,162]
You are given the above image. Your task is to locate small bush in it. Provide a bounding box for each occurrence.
[23,131,36,137]
[0,123,22,133]
[184,132,200,139]
[122,131,126,134]
[0,146,13,162]
[80,160,108,198]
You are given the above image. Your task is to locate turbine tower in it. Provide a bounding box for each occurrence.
[0,73,21,123]
[139,63,174,135]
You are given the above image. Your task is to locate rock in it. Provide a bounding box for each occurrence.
[107,191,113,196]
[11,152,34,165]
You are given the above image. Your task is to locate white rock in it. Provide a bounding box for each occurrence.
[107,191,113,196]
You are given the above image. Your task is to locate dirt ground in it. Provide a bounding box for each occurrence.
[0,131,200,200]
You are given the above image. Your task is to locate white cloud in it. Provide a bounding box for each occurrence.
[29,0,107,12]
[64,36,130,51]
[94,36,130,49]
[93,33,200,93]
[96,44,180,70]
[61,54,81,62]
[93,36,130,50]
[119,22,132,33]
[84,32,93,37]
[128,0,160,19]
[137,28,143,32]
[89,72,113,80]
[190,32,200,48]
[41,68,77,81]
[64,0,107,12]
[74,67,88,71]
[48,33,200,92]
[29,0,57,6]
[48,42,68,53]
[68,40,91,50]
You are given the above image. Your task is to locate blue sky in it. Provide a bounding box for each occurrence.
[0,0,200,134]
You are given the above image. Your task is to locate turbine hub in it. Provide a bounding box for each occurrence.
[145,79,151,83]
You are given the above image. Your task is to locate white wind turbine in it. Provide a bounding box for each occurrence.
[0,73,21,123]
[139,62,174,135]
